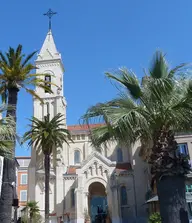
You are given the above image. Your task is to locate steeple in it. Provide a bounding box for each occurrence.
[36,9,60,62]
[36,30,61,61]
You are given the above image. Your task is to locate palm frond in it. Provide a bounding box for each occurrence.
[15,44,22,59]
[149,51,168,78]
[22,113,72,155]
[24,88,44,103]
[22,50,37,68]
[168,63,188,78]
[0,45,53,105]
[82,50,192,166]
[106,68,142,99]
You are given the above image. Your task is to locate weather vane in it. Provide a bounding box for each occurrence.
[43,9,57,30]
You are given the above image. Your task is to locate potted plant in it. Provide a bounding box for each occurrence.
[148,212,161,223]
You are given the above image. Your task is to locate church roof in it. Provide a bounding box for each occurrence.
[65,162,132,175]
[66,166,78,175]
[115,162,132,175]
[36,30,61,61]
[67,124,104,132]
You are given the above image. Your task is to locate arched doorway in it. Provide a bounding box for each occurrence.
[88,182,108,223]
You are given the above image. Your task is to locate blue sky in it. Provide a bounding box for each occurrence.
[1,0,192,156]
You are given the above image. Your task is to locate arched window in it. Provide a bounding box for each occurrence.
[45,74,51,93]
[117,148,123,162]
[120,186,127,206]
[74,150,80,164]
[71,188,75,207]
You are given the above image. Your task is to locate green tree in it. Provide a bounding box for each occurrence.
[23,113,71,223]
[26,201,40,223]
[0,44,53,223]
[83,51,192,223]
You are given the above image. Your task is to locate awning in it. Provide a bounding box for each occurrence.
[146,193,192,204]
[145,195,158,203]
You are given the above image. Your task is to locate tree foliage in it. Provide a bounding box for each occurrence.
[23,113,71,155]
[0,44,54,103]
[23,113,72,223]
[148,212,161,223]
[82,51,192,179]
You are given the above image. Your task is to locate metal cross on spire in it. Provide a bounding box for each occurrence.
[43,9,57,30]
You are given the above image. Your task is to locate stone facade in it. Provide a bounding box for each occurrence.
[28,30,150,223]
[16,157,31,217]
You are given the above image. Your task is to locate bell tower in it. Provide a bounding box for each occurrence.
[33,29,67,122]
[28,10,68,217]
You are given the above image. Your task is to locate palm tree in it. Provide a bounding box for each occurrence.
[0,44,53,222]
[26,201,40,223]
[82,51,192,223]
[0,104,16,157]
[0,104,17,222]
[23,113,71,223]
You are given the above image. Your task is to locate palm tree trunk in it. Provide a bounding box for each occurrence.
[157,175,189,223]
[44,154,50,223]
[30,213,33,223]
[6,87,19,123]
[151,130,190,223]
[0,87,19,223]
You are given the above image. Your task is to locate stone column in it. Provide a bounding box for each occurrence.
[92,166,96,177]
[111,186,121,223]
[83,192,89,213]
[55,166,64,217]
[75,189,84,223]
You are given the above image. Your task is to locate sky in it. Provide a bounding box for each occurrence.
[1,0,192,156]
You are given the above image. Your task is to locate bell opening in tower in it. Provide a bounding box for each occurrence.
[45,74,51,93]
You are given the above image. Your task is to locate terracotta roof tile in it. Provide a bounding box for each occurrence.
[16,157,31,159]
[116,162,132,170]
[49,213,56,216]
[66,166,77,175]
[67,124,104,131]
[65,163,132,175]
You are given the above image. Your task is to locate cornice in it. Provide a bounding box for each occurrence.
[33,95,67,102]
[35,58,61,64]
[63,175,77,180]
[36,169,56,180]
[36,62,61,68]
[37,175,56,181]
[35,59,64,72]
[18,168,28,172]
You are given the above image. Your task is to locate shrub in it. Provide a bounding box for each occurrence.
[148,212,161,223]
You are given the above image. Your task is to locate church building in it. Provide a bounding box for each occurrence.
[28,28,149,223]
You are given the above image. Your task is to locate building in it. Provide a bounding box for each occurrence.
[16,157,31,216]
[145,134,192,219]
[27,25,192,223]
[27,28,149,223]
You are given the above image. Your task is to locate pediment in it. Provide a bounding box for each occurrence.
[81,151,116,169]
[76,151,116,186]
